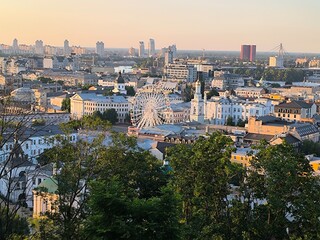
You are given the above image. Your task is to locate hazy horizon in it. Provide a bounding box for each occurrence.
[1,0,319,53]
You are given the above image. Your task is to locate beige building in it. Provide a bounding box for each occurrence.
[274,100,316,122]
[235,87,266,98]
[33,178,58,218]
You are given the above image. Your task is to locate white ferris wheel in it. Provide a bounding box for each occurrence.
[131,87,170,129]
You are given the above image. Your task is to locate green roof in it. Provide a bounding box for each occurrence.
[38,178,58,193]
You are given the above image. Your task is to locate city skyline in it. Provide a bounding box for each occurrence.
[1,0,320,53]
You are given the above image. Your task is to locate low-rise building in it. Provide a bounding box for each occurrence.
[211,71,244,90]
[235,87,266,98]
[70,93,131,123]
[274,100,317,122]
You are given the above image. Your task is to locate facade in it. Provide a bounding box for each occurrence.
[164,49,173,65]
[190,81,204,123]
[33,178,58,218]
[234,87,266,98]
[212,71,245,90]
[269,56,284,68]
[164,64,197,82]
[139,41,145,57]
[0,125,77,163]
[204,96,274,125]
[274,100,317,122]
[96,41,104,57]
[148,39,155,57]
[63,39,71,56]
[70,93,131,123]
[246,116,319,143]
[34,40,44,55]
[163,102,191,124]
[240,45,256,61]
[112,72,127,95]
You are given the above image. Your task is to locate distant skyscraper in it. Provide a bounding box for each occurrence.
[250,45,256,61]
[129,47,135,57]
[12,38,18,52]
[170,44,177,58]
[96,41,105,57]
[240,45,256,62]
[148,38,155,57]
[35,40,44,55]
[64,39,71,56]
[139,41,145,57]
[164,49,173,65]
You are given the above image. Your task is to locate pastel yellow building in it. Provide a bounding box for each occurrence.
[33,178,58,218]
[231,148,254,166]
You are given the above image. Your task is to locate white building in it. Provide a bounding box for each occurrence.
[190,81,204,123]
[139,41,145,57]
[70,93,131,123]
[34,40,44,55]
[112,72,127,95]
[211,71,244,90]
[164,64,197,82]
[96,41,105,57]
[269,56,284,68]
[148,39,155,57]
[204,96,274,125]
[64,39,71,56]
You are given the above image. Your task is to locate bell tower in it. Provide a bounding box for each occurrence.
[190,80,204,123]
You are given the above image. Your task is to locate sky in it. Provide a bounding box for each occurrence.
[1,0,320,53]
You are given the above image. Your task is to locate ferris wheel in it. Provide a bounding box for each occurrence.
[131,87,170,129]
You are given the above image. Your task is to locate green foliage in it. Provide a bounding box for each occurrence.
[236,118,247,127]
[32,119,46,126]
[85,180,181,240]
[206,88,219,99]
[0,207,29,240]
[168,132,234,239]
[61,98,71,112]
[125,86,136,96]
[299,140,320,156]
[226,116,235,126]
[38,77,54,84]
[81,84,93,90]
[102,109,118,124]
[60,114,111,132]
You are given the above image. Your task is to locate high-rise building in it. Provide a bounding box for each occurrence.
[250,45,256,62]
[12,38,19,52]
[148,38,155,57]
[139,41,145,57]
[164,49,173,65]
[170,44,177,58]
[35,40,44,55]
[128,47,135,57]
[64,39,71,56]
[240,45,256,62]
[96,41,105,57]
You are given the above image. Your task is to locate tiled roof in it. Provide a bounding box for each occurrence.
[277,100,313,109]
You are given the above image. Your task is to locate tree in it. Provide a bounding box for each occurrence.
[242,142,320,239]
[206,88,219,100]
[102,109,118,124]
[236,118,247,127]
[168,132,235,239]
[125,86,136,96]
[84,133,181,239]
[61,98,71,113]
[226,116,235,126]
[34,135,108,240]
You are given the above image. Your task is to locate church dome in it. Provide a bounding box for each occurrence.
[10,87,35,103]
[115,72,125,84]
